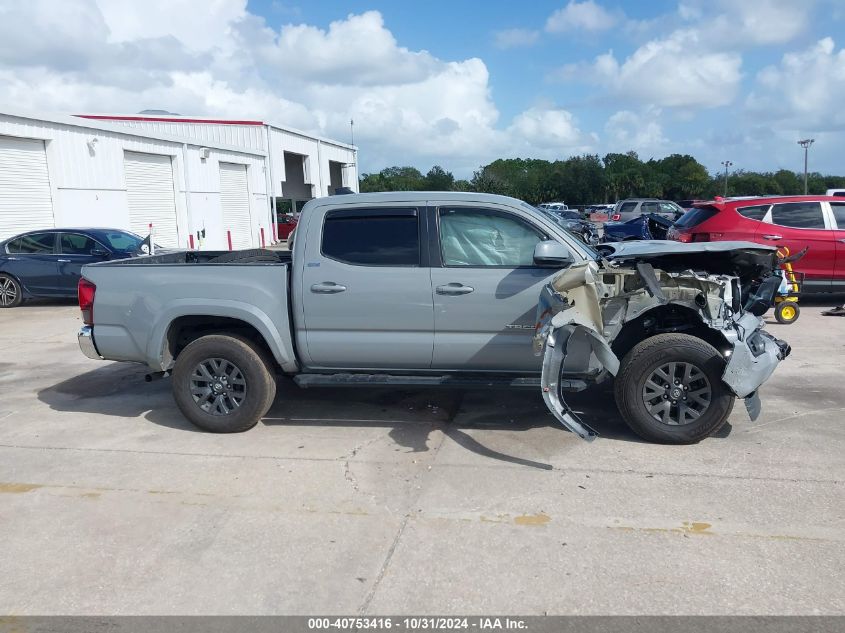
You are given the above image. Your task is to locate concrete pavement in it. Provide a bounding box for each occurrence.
[0,302,842,614]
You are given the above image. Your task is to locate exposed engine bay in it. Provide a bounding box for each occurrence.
[534,241,791,441]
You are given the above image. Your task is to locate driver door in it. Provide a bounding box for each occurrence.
[430,206,561,372]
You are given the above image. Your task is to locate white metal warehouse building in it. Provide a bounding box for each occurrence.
[0,110,358,249]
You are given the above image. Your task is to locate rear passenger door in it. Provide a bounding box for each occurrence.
[430,206,555,372]
[300,206,434,369]
[756,201,834,290]
[2,232,61,296]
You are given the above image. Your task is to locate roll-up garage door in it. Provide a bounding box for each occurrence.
[219,162,252,250]
[0,136,55,240]
[123,151,179,248]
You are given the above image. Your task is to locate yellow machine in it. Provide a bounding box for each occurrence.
[773,246,802,324]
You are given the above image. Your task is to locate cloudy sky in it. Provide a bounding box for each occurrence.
[1,0,844,177]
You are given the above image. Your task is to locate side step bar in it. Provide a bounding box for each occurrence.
[295,373,544,389]
[294,373,590,391]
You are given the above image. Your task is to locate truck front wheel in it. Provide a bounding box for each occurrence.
[171,334,276,433]
[613,333,734,444]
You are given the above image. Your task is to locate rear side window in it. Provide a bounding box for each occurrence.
[322,208,419,266]
[6,232,55,254]
[770,202,825,229]
[831,202,845,228]
[619,202,638,213]
[736,204,769,221]
[674,206,719,228]
[641,202,660,213]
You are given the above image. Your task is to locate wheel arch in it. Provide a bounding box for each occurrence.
[610,303,731,362]
[150,303,298,373]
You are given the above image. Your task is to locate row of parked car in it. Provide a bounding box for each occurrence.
[539,195,845,292]
[2,195,843,308]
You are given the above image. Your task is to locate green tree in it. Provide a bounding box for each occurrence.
[423,165,455,191]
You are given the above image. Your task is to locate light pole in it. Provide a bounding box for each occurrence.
[798,139,814,194]
[720,160,733,197]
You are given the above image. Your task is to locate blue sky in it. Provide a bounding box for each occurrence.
[2,1,845,177]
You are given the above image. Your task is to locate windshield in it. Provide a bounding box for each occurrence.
[96,230,145,251]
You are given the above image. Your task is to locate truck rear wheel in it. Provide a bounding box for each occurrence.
[613,333,734,444]
[171,334,276,433]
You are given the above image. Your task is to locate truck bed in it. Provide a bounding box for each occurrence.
[82,249,297,372]
[103,249,293,266]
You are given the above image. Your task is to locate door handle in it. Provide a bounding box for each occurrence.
[310,282,347,294]
[761,234,782,241]
[57,259,71,263]
[436,283,475,295]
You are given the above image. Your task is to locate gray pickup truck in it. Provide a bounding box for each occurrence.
[77,192,789,444]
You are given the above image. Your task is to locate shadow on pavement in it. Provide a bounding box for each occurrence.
[38,363,666,470]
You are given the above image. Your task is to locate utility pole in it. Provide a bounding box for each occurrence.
[720,160,733,197]
[350,119,354,147]
[798,138,814,194]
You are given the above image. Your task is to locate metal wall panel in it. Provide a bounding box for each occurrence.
[219,162,252,249]
[0,136,54,240]
[123,151,180,248]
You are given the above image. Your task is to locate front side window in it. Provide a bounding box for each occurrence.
[98,231,143,252]
[439,208,544,267]
[6,232,55,254]
[60,233,97,255]
[322,208,419,266]
[770,202,825,229]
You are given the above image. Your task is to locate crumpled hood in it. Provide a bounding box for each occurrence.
[597,240,779,287]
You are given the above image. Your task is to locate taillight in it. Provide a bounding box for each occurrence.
[676,233,693,243]
[611,214,621,221]
[78,278,96,325]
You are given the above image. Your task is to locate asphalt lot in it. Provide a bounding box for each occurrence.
[0,301,843,615]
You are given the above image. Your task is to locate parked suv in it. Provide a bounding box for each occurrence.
[667,196,845,292]
[612,199,685,222]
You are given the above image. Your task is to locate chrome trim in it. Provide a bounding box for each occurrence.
[78,325,102,360]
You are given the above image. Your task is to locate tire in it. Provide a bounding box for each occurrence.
[171,334,276,433]
[774,301,800,324]
[614,333,735,444]
[0,274,23,308]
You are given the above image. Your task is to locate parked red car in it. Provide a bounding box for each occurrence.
[667,196,845,292]
[276,214,298,240]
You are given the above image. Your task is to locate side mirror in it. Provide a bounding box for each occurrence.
[91,247,109,258]
[533,240,573,267]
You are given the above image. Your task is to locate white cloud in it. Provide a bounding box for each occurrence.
[493,28,540,50]
[563,30,742,108]
[747,37,845,130]
[508,107,587,149]
[0,1,598,174]
[708,0,810,46]
[96,0,248,52]
[545,1,618,33]
[604,108,667,152]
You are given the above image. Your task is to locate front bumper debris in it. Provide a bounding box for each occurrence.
[535,256,789,439]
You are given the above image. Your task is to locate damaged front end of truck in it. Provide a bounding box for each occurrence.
[535,241,791,441]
